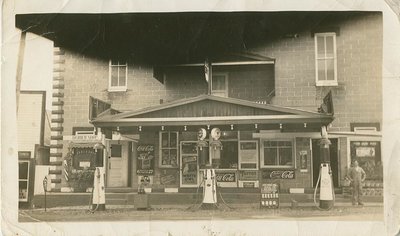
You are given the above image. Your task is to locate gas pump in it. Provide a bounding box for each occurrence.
[92,167,106,211]
[200,128,221,209]
[314,126,335,210]
[202,169,217,207]
[91,141,106,211]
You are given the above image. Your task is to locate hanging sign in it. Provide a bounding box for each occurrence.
[262,170,295,179]
[137,144,155,175]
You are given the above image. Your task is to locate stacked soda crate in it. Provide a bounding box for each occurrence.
[362,181,384,196]
[260,183,279,209]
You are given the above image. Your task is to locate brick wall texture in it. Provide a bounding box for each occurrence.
[62,12,382,135]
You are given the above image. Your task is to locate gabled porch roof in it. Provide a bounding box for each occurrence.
[91,95,333,130]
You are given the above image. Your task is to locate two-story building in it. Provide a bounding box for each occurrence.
[16,11,383,202]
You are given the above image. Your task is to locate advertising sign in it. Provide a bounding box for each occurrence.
[239,142,257,162]
[299,150,308,172]
[262,170,295,179]
[239,170,258,180]
[137,144,155,175]
[216,172,236,182]
[215,170,237,187]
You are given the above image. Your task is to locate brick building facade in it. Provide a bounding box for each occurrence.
[16,11,383,200]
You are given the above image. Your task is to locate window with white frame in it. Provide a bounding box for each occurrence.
[159,132,179,168]
[109,60,128,91]
[261,140,294,168]
[211,73,228,97]
[315,33,337,86]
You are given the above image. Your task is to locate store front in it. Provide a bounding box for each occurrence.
[92,95,334,192]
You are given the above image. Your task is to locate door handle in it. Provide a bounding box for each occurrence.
[109,162,111,169]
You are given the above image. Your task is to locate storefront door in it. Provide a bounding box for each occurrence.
[180,141,199,187]
[107,142,129,187]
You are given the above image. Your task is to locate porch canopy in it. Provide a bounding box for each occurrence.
[91,95,334,134]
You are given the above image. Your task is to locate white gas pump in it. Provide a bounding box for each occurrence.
[314,126,335,210]
[92,167,106,211]
[202,168,217,206]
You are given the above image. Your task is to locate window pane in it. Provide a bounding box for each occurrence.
[264,148,278,165]
[317,36,325,58]
[119,66,126,86]
[182,142,197,154]
[111,66,118,86]
[170,133,177,147]
[220,141,238,168]
[326,59,335,81]
[170,149,178,167]
[19,162,29,179]
[111,144,122,157]
[161,150,170,165]
[161,132,169,147]
[317,59,326,81]
[212,75,226,90]
[279,147,293,166]
[325,36,334,58]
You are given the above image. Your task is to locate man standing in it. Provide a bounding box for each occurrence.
[347,160,367,206]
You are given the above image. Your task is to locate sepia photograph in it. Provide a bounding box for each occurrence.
[2,0,400,235]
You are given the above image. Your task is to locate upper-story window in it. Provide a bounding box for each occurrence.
[109,60,128,92]
[314,33,337,86]
[211,73,228,97]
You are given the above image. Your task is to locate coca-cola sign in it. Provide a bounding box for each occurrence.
[216,172,236,182]
[136,144,155,175]
[262,170,295,179]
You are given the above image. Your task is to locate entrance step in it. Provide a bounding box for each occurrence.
[105,193,129,205]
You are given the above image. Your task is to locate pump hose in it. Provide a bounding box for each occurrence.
[216,184,235,210]
[313,166,336,211]
[88,173,100,213]
[186,178,205,211]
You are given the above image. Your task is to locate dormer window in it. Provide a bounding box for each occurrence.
[108,60,128,92]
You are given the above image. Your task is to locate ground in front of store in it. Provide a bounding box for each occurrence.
[19,203,383,222]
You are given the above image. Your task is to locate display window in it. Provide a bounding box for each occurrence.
[159,132,179,168]
[18,161,29,202]
[350,141,382,180]
[260,140,295,168]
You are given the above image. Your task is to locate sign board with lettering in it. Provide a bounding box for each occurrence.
[72,134,100,142]
[136,144,155,175]
[262,170,295,180]
[215,170,237,187]
[299,150,308,172]
[239,170,258,180]
[18,151,31,159]
[160,169,179,185]
[239,141,258,169]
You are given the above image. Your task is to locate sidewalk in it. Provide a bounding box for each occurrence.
[19,202,384,222]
